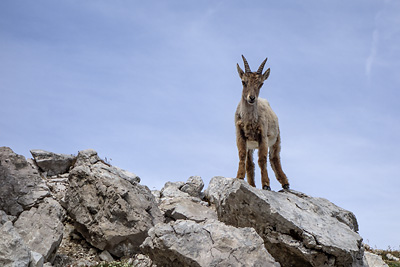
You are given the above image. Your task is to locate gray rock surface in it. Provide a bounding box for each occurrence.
[180,176,204,198]
[158,177,217,223]
[0,210,16,224]
[131,254,155,267]
[141,219,280,267]
[364,252,389,267]
[30,251,45,267]
[99,250,114,262]
[205,176,364,267]
[65,149,163,258]
[0,147,50,216]
[30,149,76,176]
[14,198,65,263]
[160,181,191,199]
[0,221,31,267]
[160,197,217,223]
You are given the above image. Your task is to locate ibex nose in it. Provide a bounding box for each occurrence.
[249,96,255,101]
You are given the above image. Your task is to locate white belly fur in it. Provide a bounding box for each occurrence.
[246,141,259,150]
[246,137,277,150]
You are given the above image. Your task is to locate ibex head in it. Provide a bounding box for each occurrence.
[237,55,270,105]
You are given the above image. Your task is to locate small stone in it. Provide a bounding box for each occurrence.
[180,176,204,198]
[99,250,114,262]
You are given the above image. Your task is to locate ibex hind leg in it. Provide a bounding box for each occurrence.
[269,135,290,189]
[246,149,255,187]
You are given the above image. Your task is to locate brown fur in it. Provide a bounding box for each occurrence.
[235,56,289,190]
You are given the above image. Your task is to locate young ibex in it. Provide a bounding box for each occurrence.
[235,55,289,190]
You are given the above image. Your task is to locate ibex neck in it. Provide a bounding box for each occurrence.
[239,100,259,123]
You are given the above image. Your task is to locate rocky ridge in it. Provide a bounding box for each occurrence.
[0,147,392,267]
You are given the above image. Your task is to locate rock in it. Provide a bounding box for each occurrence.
[0,147,50,216]
[0,210,16,224]
[180,176,204,198]
[160,181,190,199]
[30,149,76,176]
[386,253,400,261]
[0,221,31,267]
[131,254,155,267]
[364,252,388,267]
[159,177,216,223]
[141,219,280,267]
[65,149,163,258]
[160,197,217,223]
[151,190,161,204]
[99,250,114,262]
[205,176,364,267]
[30,251,44,267]
[45,174,69,202]
[14,198,65,263]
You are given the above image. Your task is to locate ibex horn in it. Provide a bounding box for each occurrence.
[257,57,268,74]
[241,55,251,73]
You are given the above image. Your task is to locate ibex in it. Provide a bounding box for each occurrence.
[235,55,289,190]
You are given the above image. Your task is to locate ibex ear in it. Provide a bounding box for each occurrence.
[263,68,270,81]
[237,63,244,79]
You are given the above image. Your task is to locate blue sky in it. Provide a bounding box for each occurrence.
[1,0,399,249]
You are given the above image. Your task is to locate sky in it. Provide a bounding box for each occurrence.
[1,0,399,249]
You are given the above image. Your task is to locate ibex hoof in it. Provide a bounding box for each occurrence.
[282,184,290,190]
[263,185,271,191]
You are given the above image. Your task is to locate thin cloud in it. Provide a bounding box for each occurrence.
[365,29,378,81]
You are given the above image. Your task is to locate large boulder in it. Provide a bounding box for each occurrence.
[205,177,365,267]
[0,147,50,216]
[64,149,163,258]
[30,149,76,176]
[14,197,65,263]
[141,219,280,267]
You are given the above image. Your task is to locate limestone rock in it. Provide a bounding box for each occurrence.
[160,181,190,199]
[0,210,16,224]
[99,250,114,262]
[159,177,216,223]
[205,176,364,267]
[131,254,155,267]
[30,251,45,267]
[45,174,69,203]
[363,252,388,267]
[180,176,204,198]
[0,147,50,216]
[65,149,163,258]
[160,197,217,223]
[0,221,31,267]
[141,219,280,267]
[386,253,400,261]
[30,149,76,176]
[14,197,65,263]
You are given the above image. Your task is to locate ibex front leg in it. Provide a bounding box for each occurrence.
[236,130,247,180]
[258,139,271,190]
[246,149,255,187]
